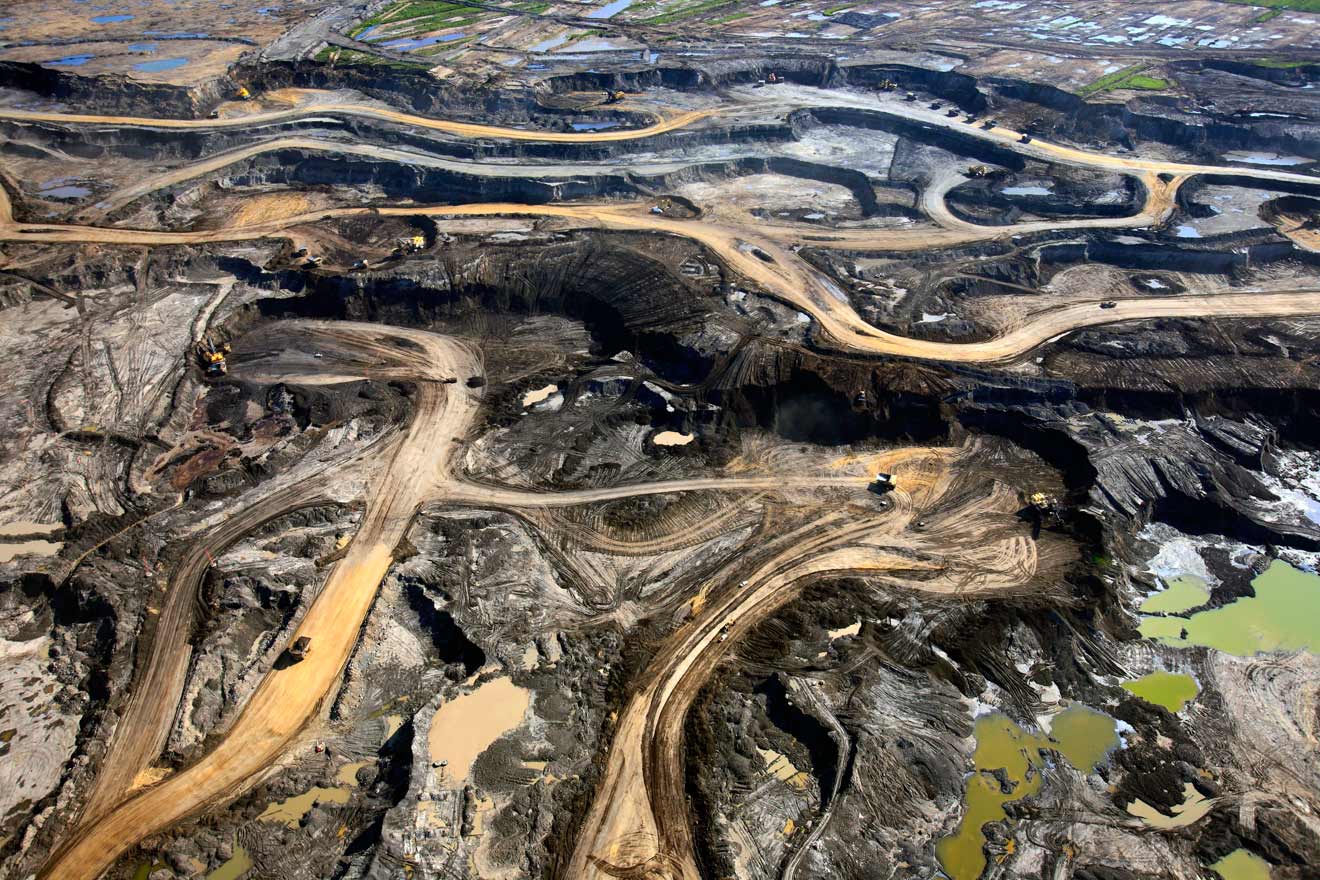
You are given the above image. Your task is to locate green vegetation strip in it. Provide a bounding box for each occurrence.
[1250,56,1315,68]
[314,46,433,70]
[642,0,738,25]
[1213,0,1320,12]
[1079,63,1170,97]
[352,0,491,37]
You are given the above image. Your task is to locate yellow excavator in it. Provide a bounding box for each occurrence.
[235,85,252,100]
[196,337,231,377]
[1029,491,1058,513]
[603,89,627,104]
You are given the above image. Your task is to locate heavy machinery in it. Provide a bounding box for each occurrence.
[1029,492,1056,511]
[1019,133,1033,144]
[968,165,992,178]
[235,86,252,100]
[394,234,427,255]
[196,337,231,377]
[766,71,781,84]
[286,636,312,663]
[603,89,627,104]
[869,472,896,495]
[1100,300,1117,309]
[904,92,917,102]
[876,78,897,91]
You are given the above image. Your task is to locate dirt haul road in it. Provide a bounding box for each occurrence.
[565,446,1058,879]
[0,98,716,143]
[4,92,1320,362]
[8,191,1320,365]
[80,478,342,823]
[41,322,482,880]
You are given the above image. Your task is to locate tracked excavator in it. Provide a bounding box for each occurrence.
[603,89,627,104]
[196,337,231,377]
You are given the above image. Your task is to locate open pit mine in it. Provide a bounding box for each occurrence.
[3,2,1320,880]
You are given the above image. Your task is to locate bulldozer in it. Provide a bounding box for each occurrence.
[1029,492,1058,513]
[196,337,231,378]
[603,89,627,104]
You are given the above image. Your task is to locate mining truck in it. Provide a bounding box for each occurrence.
[287,636,312,662]
[869,472,896,495]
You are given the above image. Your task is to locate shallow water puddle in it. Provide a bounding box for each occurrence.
[1122,671,1198,712]
[427,676,530,786]
[207,845,251,880]
[757,747,809,789]
[827,621,860,639]
[1210,848,1274,880]
[521,383,558,407]
[653,430,694,446]
[258,786,351,827]
[1128,781,1217,829]
[936,706,1118,880]
[1139,560,1320,655]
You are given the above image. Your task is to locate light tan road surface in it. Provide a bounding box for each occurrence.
[565,446,1058,879]
[42,322,481,880]
[0,98,714,142]
[9,194,1320,364]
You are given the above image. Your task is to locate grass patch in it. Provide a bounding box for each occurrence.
[352,1,490,37]
[824,2,857,13]
[641,0,737,25]
[710,10,749,22]
[1250,56,1314,68]
[1213,0,1320,11]
[1123,74,1170,90]
[313,46,432,70]
[1078,63,1169,96]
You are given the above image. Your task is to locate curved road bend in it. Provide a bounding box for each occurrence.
[41,322,482,880]
[7,188,1320,364]
[567,446,1048,880]
[81,477,339,823]
[79,331,417,823]
[0,99,715,143]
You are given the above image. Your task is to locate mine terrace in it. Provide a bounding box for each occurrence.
[0,2,1319,880]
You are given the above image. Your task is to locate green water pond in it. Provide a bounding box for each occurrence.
[1140,574,1210,614]
[936,706,1118,880]
[1139,560,1320,656]
[1211,848,1273,880]
[1122,671,1199,712]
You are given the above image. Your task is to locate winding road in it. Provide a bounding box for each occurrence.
[14,82,1320,879]
[42,323,482,880]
